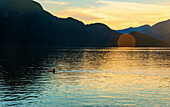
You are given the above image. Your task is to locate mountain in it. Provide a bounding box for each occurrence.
[166,36,170,46]
[117,19,170,42]
[130,32,168,47]
[0,0,120,47]
[117,25,151,34]
[0,0,168,47]
[140,19,170,42]
[151,19,170,39]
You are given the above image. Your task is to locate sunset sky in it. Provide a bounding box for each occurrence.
[35,0,170,30]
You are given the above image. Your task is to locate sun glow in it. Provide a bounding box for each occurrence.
[118,34,136,47]
[35,0,170,29]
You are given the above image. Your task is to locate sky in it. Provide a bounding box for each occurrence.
[34,0,170,30]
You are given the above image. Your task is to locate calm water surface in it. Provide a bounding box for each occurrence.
[0,47,169,106]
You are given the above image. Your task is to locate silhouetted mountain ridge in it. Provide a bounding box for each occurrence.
[0,0,122,47]
[130,32,168,47]
[117,25,150,34]
[117,19,170,46]
[0,0,168,47]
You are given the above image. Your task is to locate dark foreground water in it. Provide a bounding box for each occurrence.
[0,47,169,106]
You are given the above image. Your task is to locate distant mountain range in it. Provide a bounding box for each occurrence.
[117,20,170,46]
[117,25,151,34]
[0,0,169,47]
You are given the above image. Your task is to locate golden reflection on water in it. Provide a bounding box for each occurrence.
[47,71,170,106]
[0,47,169,106]
[44,48,170,106]
[53,72,169,90]
[52,48,169,71]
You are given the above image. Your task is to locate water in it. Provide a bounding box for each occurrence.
[0,47,169,106]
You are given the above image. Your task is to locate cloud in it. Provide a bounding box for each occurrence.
[58,0,170,29]
[59,8,103,21]
[43,1,69,5]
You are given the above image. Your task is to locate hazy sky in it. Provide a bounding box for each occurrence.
[34,0,170,29]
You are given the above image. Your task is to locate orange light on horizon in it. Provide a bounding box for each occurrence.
[118,34,136,47]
